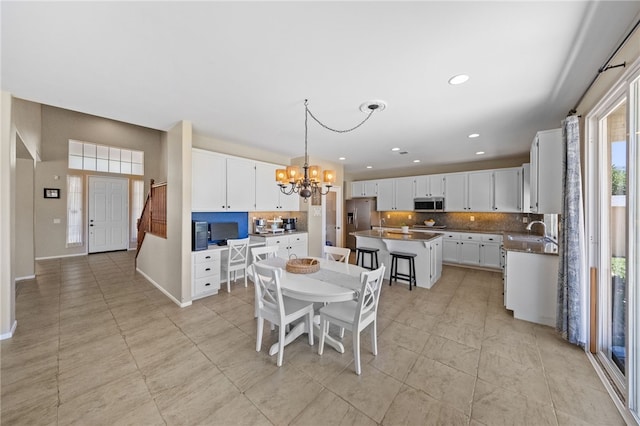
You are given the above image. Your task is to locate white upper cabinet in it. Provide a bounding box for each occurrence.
[493,167,522,212]
[415,174,445,197]
[226,157,255,211]
[376,177,414,211]
[193,149,298,213]
[444,173,468,211]
[445,168,522,213]
[351,180,378,197]
[530,128,562,213]
[192,149,227,212]
[467,171,493,212]
[255,162,281,211]
[255,163,300,211]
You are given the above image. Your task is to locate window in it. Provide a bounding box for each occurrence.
[130,180,144,242]
[586,59,640,422]
[66,175,83,247]
[68,140,144,176]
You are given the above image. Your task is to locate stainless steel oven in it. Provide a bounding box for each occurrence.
[414,197,445,212]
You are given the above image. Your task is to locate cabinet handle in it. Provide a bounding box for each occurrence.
[205,282,211,286]
[205,256,211,259]
[205,268,211,271]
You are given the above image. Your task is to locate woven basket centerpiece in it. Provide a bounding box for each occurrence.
[286,258,320,274]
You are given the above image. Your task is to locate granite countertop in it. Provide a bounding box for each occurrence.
[249,230,307,237]
[351,229,443,242]
[502,233,559,255]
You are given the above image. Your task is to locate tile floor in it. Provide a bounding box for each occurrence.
[1,250,625,425]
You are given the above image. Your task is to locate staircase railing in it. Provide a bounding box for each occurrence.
[136,179,167,258]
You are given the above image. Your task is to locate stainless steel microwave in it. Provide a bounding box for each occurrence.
[414,197,445,212]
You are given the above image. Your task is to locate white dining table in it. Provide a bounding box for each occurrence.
[256,257,366,354]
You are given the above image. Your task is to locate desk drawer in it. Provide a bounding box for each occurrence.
[195,262,218,279]
[194,251,220,264]
[194,276,220,295]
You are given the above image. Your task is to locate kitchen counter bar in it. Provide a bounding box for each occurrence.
[352,229,443,242]
[351,230,443,289]
[502,233,559,255]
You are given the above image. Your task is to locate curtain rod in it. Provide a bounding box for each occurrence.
[569,17,640,115]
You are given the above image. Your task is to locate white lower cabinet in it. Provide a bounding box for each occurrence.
[504,250,559,326]
[480,235,502,269]
[429,237,443,286]
[441,232,502,270]
[250,233,308,259]
[192,250,221,299]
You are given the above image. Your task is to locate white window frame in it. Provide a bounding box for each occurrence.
[68,140,144,176]
[66,175,83,247]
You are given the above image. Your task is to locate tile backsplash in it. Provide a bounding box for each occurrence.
[250,211,308,232]
[379,211,545,234]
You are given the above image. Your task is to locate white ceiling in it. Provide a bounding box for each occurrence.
[2,1,639,177]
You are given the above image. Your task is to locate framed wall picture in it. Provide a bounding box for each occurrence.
[44,188,60,199]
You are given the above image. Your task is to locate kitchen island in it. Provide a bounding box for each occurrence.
[502,233,559,327]
[351,230,443,289]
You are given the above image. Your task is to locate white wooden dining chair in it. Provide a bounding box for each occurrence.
[253,263,315,367]
[249,245,280,317]
[323,246,351,263]
[318,264,386,375]
[222,237,250,293]
[251,245,280,263]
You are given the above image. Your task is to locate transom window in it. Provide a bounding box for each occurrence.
[68,140,144,175]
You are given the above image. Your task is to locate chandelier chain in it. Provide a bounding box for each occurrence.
[304,99,376,134]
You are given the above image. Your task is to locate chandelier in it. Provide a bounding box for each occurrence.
[276,99,384,201]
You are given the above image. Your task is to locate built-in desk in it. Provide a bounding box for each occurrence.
[191,242,264,300]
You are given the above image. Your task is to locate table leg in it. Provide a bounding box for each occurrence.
[268,316,345,355]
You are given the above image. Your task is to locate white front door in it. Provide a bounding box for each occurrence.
[88,176,129,253]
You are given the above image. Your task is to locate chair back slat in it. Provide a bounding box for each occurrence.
[253,263,285,316]
[251,245,279,263]
[227,238,250,266]
[323,246,351,263]
[354,265,385,326]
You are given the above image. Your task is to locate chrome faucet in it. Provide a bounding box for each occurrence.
[526,220,557,245]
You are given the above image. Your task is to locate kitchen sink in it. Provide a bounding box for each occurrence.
[506,235,547,243]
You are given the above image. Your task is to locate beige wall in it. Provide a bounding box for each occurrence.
[576,23,640,115]
[136,121,192,304]
[16,157,35,279]
[193,133,290,166]
[346,154,530,183]
[289,155,345,255]
[12,98,42,160]
[1,94,43,338]
[1,92,16,338]
[35,106,163,258]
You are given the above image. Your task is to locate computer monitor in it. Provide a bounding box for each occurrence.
[209,222,239,245]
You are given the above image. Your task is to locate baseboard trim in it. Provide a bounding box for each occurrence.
[0,320,18,340]
[135,267,191,308]
[35,252,87,261]
[16,274,36,281]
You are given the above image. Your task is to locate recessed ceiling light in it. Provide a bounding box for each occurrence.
[448,74,470,85]
[391,147,400,152]
[366,166,373,169]
[475,151,485,155]
[468,133,480,138]
[338,157,346,161]
[413,160,421,163]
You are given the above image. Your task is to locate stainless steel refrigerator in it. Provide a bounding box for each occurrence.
[345,198,378,250]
